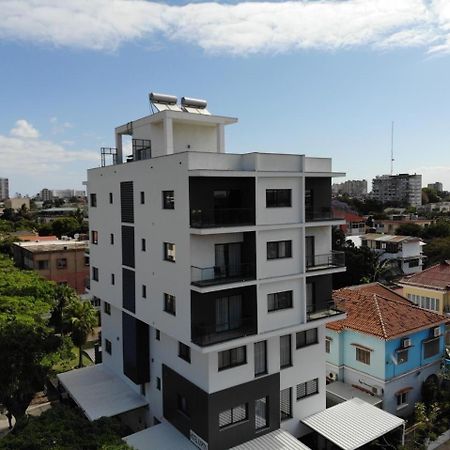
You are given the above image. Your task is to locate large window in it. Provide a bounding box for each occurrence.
[266,189,292,208]
[280,388,292,421]
[254,341,267,376]
[219,404,248,429]
[255,397,268,430]
[178,342,191,363]
[218,346,247,371]
[268,290,293,312]
[164,293,176,316]
[423,338,440,359]
[215,295,242,333]
[280,335,292,369]
[356,347,371,365]
[296,379,319,400]
[267,240,292,260]
[407,294,440,312]
[162,190,174,209]
[163,242,176,262]
[296,328,318,349]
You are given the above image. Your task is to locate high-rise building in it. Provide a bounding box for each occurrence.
[59,94,347,449]
[332,179,367,199]
[371,174,422,207]
[41,188,53,202]
[427,182,443,192]
[0,178,9,200]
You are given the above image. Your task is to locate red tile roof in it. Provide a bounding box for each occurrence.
[327,283,447,339]
[399,261,450,290]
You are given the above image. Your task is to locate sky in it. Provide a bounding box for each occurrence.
[1,0,450,196]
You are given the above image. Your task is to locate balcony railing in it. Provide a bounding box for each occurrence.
[305,207,336,222]
[191,263,256,287]
[192,317,256,346]
[306,251,345,271]
[307,301,344,322]
[190,208,254,228]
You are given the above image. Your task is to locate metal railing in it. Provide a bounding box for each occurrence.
[190,208,254,228]
[192,317,256,346]
[191,263,256,287]
[305,207,335,222]
[306,251,345,271]
[306,301,344,321]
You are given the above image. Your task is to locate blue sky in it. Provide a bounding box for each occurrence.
[1,0,450,195]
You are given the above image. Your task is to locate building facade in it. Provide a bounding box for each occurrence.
[332,179,367,199]
[4,197,30,211]
[326,284,447,417]
[427,182,443,192]
[0,178,9,200]
[371,174,422,207]
[84,95,347,449]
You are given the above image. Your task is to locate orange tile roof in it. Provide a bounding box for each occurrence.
[399,261,450,290]
[327,284,447,339]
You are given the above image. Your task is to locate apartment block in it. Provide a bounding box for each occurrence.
[371,174,422,207]
[60,94,348,449]
[332,179,367,199]
[0,177,9,200]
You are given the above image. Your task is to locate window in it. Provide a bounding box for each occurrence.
[162,190,174,209]
[356,347,371,365]
[163,242,176,262]
[280,335,292,369]
[164,293,176,315]
[111,273,115,285]
[90,193,97,207]
[141,238,146,252]
[280,388,292,421]
[84,256,89,266]
[156,329,160,341]
[255,397,268,430]
[267,240,292,260]
[423,338,440,359]
[92,267,99,281]
[37,260,49,270]
[91,230,98,245]
[254,341,267,376]
[177,394,189,417]
[57,258,67,269]
[219,404,248,429]
[397,349,408,364]
[109,192,113,204]
[105,339,112,355]
[266,189,292,208]
[296,379,319,400]
[104,301,111,315]
[156,377,161,391]
[91,296,101,307]
[407,294,440,312]
[218,346,247,371]
[325,338,331,354]
[110,233,114,245]
[396,392,408,407]
[178,342,191,363]
[268,290,293,312]
[296,328,318,349]
[140,191,145,204]
[142,285,147,298]
[408,259,419,268]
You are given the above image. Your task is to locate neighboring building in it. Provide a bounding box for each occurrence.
[4,197,30,211]
[371,215,434,235]
[12,239,89,294]
[58,94,348,449]
[326,283,447,417]
[360,233,425,275]
[8,230,58,242]
[427,182,443,192]
[0,178,9,200]
[419,201,450,213]
[332,207,366,236]
[371,174,422,207]
[332,180,367,199]
[41,188,53,202]
[37,207,79,223]
[53,189,86,199]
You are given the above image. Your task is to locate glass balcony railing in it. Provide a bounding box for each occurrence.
[305,207,336,222]
[190,208,254,228]
[306,251,345,271]
[192,317,256,346]
[191,263,256,287]
[307,301,344,322]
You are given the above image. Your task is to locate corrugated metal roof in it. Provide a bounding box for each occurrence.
[326,381,382,406]
[302,398,404,450]
[231,429,311,450]
[361,233,419,243]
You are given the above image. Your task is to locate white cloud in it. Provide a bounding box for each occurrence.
[1,0,450,55]
[49,116,73,134]
[10,119,40,138]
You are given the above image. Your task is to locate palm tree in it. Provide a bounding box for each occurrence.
[51,284,78,335]
[67,300,97,368]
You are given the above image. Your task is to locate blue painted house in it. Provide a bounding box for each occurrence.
[326,283,447,416]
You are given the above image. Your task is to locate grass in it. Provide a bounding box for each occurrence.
[52,345,93,374]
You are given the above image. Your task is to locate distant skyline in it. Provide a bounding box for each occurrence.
[1,0,450,195]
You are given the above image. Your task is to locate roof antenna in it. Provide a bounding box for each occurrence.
[390,121,395,175]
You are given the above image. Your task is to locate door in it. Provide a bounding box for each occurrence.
[215,243,242,278]
[306,236,315,268]
[215,295,242,332]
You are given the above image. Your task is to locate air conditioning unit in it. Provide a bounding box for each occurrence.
[433,327,441,338]
[328,372,338,381]
[403,338,411,348]
[371,386,379,395]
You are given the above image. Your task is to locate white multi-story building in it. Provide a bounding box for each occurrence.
[62,94,347,449]
[371,174,422,207]
[0,177,9,200]
[332,179,367,199]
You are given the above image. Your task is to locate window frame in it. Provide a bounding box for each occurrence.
[218,346,247,371]
[255,397,269,431]
[92,267,99,281]
[164,293,176,316]
[219,404,248,429]
[37,260,49,270]
[178,342,191,363]
[356,347,371,365]
[296,328,318,349]
[104,301,111,315]
[142,284,147,298]
[105,338,112,355]
[296,378,319,400]
[162,190,175,209]
[397,348,408,364]
[141,238,146,252]
[280,334,292,369]
[110,233,114,245]
[91,230,98,245]
[56,258,67,270]
[268,290,293,312]
[140,191,145,204]
[109,192,113,204]
[90,193,97,207]
[111,273,115,285]
[423,337,440,359]
[266,189,292,208]
[267,240,292,260]
[163,242,176,262]
[280,387,292,421]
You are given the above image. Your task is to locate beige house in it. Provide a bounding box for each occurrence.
[4,197,30,211]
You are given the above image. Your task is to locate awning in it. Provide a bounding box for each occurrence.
[124,421,196,450]
[326,381,382,406]
[302,398,405,450]
[231,429,312,450]
[57,364,148,421]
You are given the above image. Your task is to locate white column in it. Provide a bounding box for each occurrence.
[115,133,123,164]
[163,117,174,154]
[217,124,225,153]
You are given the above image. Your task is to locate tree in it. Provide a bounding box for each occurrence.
[66,299,97,368]
[421,220,450,240]
[423,237,450,265]
[50,284,79,335]
[50,217,80,238]
[395,223,422,237]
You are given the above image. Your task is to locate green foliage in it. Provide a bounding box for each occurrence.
[422,187,442,204]
[0,404,131,450]
[421,220,450,239]
[395,223,423,237]
[423,237,450,265]
[49,217,81,238]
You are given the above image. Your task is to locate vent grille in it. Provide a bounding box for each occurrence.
[120,181,134,223]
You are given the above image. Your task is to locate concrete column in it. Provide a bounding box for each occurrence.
[217,124,225,153]
[163,117,174,154]
[115,133,123,164]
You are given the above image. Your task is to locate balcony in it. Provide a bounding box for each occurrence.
[192,317,256,346]
[190,208,254,228]
[306,251,345,272]
[191,263,256,287]
[305,207,336,222]
[307,301,344,322]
